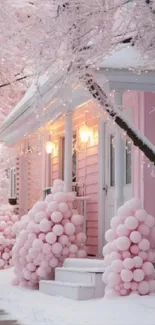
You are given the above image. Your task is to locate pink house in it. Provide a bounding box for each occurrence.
[0,47,155,259]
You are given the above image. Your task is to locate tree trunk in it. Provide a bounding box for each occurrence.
[84,72,155,163]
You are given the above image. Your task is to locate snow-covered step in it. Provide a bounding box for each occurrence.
[39,280,95,300]
[55,267,105,298]
[63,258,104,269]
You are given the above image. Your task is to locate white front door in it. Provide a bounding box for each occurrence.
[104,123,132,234]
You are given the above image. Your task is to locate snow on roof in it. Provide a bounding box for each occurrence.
[100,46,151,70]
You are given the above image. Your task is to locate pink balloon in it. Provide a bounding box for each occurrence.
[138,224,150,237]
[130,231,142,244]
[48,202,58,213]
[133,256,143,268]
[58,203,68,213]
[135,209,147,223]
[42,243,52,254]
[121,269,133,282]
[147,250,154,262]
[110,216,121,230]
[108,272,121,285]
[58,234,69,246]
[122,251,131,259]
[33,201,47,213]
[133,269,145,282]
[120,288,127,296]
[64,222,75,236]
[71,214,84,226]
[62,247,70,256]
[103,243,113,256]
[111,260,123,273]
[38,233,45,241]
[116,236,131,251]
[123,258,134,270]
[49,257,59,268]
[69,244,78,254]
[125,198,141,212]
[51,242,62,255]
[27,263,36,272]
[51,211,63,223]
[39,219,52,233]
[142,262,154,276]
[123,282,131,290]
[105,229,117,242]
[40,260,49,268]
[37,266,47,278]
[116,225,129,237]
[110,252,122,261]
[45,232,57,244]
[76,249,87,258]
[53,192,67,203]
[138,251,148,261]
[145,215,155,228]
[130,244,139,255]
[35,211,46,223]
[69,235,76,243]
[32,239,43,251]
[131,282,138,291]
[138,239,150,251]
[117,205,132,219]
[138,281,149,295]
[45,194,53,203]
[125,216,138,231]
[53,225,64,236]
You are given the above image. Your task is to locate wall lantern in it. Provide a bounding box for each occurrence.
[79,124,92,144]
[45,141,54,154]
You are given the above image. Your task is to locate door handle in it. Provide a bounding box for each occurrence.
[103,184,108,195]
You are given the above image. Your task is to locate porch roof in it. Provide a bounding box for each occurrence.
[1,46,155,145]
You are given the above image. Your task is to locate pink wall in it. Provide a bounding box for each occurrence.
[143,93,155,216]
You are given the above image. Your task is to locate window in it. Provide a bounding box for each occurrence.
[110,135,115,186]
[10,167,16,198]
[59,133,77,182]
[125,139,132,184]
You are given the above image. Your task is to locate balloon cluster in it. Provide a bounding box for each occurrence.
[0,204,19,269]
[102,198,155,297]
[12,180,87,288]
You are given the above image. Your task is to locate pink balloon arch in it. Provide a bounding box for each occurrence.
[12,179,87,288]
[103,198,155,296]
[0,204,19,269]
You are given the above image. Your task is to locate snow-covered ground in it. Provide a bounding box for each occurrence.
[1,268,155,325]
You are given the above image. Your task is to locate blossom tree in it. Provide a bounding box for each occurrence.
[0,0,155,162]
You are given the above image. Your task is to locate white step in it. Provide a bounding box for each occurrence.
[39,280,95,300]
[55,267,105,298]
[63,258,104,269]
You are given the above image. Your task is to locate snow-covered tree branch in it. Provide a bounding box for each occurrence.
[0,0,155,161]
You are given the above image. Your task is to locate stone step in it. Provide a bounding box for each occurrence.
[39,280,95,300]
[63,258,104,269]
[55,267,105,298]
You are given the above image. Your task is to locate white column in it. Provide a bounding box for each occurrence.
[45,134,52,188]
[64,111,72,192]
[98,117,106,257]
[114,91,124,211]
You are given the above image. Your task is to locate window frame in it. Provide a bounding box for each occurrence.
[10,167,16,198]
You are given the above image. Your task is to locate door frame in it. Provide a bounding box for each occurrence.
[98,117,106,257]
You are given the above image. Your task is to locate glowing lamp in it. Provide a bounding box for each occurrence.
[45,141,53,154]
[79,124,91,143]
